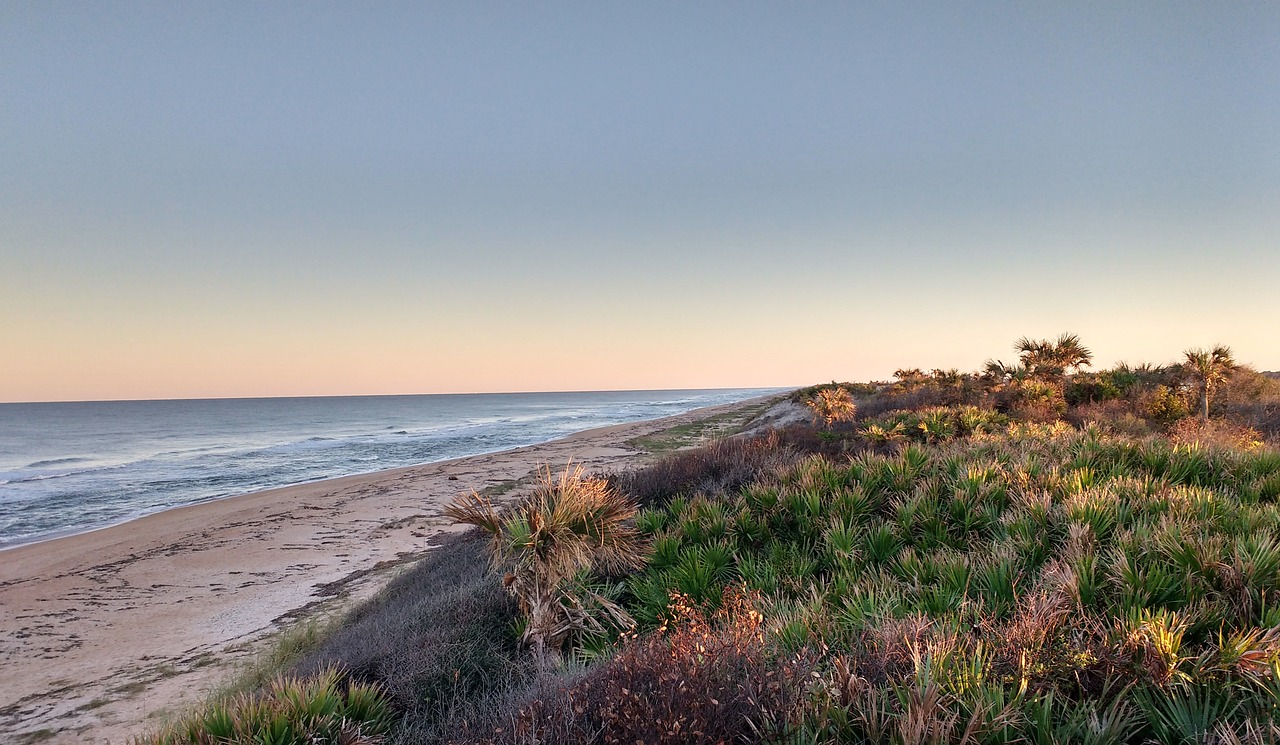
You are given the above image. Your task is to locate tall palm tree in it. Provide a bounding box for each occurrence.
[1183,345,1236,420]
[445,463,647,655]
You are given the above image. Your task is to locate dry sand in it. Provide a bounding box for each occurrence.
[0,394,784,744]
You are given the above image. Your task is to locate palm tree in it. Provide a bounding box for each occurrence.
[893,368,929,393]
[1014,333,1093,380]
[806,386,857,428]
[1051,333,1093,375]
[444,463,647,655]
[982,359,1027,386]
[1183,345,1236,420]
[930,368,965,389]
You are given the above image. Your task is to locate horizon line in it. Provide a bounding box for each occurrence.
[0,385,799,407]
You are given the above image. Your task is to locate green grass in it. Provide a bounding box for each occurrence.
[623,428,1280,742]
[132,614,348,743]
[215,616,349,702]
[132,668,393,745]
[625,399,778,453]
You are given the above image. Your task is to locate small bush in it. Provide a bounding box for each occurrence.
[1066,400,1154,437]
[1220,367,1280,440]
[1144,384,1192,425]
[860,405,1008,445]
[804,386,858,428]
[857,384,990,420]
[792,381,876,401]
[1169,417,1266,451]
[455,590,813,744]
[445,464,646,655]
[1004,378,1068,421]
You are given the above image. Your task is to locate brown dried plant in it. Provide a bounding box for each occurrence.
[493,589,811,744]
[444,463,648,655]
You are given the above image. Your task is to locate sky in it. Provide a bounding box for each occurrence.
[2,3,1277,402]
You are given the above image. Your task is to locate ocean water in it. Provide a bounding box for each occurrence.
[0,388,780,547]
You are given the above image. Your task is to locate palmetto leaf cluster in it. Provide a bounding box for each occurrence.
[806,385,858,429]
[445,463,648,654]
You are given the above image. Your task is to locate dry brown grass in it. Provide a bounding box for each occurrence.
[453,589,812,744]
[445,464,647,655]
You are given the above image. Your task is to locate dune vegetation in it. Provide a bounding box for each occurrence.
[137,335,1280,744]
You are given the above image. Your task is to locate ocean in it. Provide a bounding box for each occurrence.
[0,388,780,547]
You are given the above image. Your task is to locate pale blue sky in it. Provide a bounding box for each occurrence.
[2,3,1277,401]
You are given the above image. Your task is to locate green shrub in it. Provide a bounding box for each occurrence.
[1146,385,1191,425]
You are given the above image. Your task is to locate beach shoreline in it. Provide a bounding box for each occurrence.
[0,389,784,552]
[0,393,784,744]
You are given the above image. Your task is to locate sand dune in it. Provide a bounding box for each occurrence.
[0,395,780,744]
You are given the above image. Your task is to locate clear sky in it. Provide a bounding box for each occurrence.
[2,3,1277,402]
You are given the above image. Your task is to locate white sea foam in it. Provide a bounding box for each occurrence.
[0,388,782,547]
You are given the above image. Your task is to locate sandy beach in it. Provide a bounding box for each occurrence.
[0,394,784,744]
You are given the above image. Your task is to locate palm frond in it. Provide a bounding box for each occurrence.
[443,491,503,535]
